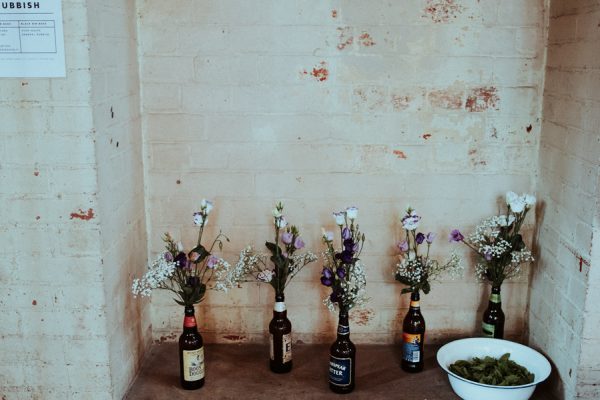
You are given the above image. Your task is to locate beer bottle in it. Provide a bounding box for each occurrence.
[179,305,205,390]
[482,285,505,339]
[329,308,355,394]
[401,291,425,373]
[269,293,292,373]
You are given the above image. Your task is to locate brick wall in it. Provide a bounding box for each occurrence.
[528,0,600,398]
[0,0,147,398]
[138,0,546,344]
[86,1,149,398]
[0,0,114,398]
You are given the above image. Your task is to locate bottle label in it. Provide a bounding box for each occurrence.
[402,333,422,363]
[337,324,350,336]
[490,294,501,304]
[282,333,292,363]
[270,333,293,363]
[482,322,495,337]
[183,347,205,382]
[274,301,286,312]
[410,300,420,308]
[184,316,197,328]
[329,355,352,387]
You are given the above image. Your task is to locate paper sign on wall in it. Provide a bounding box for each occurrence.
[0,0,66,77]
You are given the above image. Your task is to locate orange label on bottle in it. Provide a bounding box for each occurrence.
[184,316,197,328]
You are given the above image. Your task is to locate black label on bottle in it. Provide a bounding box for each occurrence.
[329,355,352,386]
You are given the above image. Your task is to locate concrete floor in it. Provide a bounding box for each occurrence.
[125,343,556,399]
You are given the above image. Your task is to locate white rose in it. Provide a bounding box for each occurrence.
[346,206,358,220]
[333,212,345,226]
[276,216,288,228]
[524,194,536,207]
[201,199,214,215]
[506,191,519,206]
[510,198,526,213]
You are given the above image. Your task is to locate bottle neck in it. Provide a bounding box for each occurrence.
[409,291,420,309]
[273,293,287,316]
[337,310,350,338]
[183,306,198,331]
[489,286,502,305]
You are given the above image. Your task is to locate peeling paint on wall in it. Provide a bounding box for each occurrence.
[358,32,376,47]
[393,150,408,159]
[337,26,353,50]
[465,86,499,112]
[423,0,465,23]
[69,208,95,221]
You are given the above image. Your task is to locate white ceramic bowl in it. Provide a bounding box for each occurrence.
[437,338,551,400]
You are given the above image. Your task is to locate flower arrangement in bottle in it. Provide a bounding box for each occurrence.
[131,199,230,389]
[320,206,368,394]
[449,191,536,339]
[218,202,317,373]
[394,206,462,372]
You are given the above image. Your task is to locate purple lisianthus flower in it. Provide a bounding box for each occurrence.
[449,229,464,242]
[336,267,346,279]
[342,227,351,240]
[397,240,409,252]
[322,267,333,279]
[206,255,219,269]
[415,232,425,244]
[426,232,436,244]
[346,206,358,220]
[321,276,333,287]
[282,232,293,245]
[164,251,174,262]
[174,252,188,269]
[343,238,354,250]
[294,236,305,249]
[341,250,354,264]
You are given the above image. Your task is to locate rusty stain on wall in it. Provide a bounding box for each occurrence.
[222,334,247,342]
[70,208,95,221]
[310,61,329,82]
[422,133,432,140]
[391,94,411,111]
[350,308,375,326]
[393,150,408,159]
[465,86,499,112]
[424,0,465,23]
[337,26,353,50]
[331,9,337,18]
[358,32,376,47]
[428,89,464,109]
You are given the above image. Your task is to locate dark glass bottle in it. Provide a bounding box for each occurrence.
[482,285,505,339]
[329,309,355,394]
[269,293,292,373]
[401,291,425,373]
[179,305,205,390]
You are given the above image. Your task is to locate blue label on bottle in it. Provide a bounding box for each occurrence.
[329,356,352,386]
[337,325,350,335]
[402,333,421,363]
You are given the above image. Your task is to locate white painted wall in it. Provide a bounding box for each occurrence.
[138,0,546,345]
[529,0,600,398]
